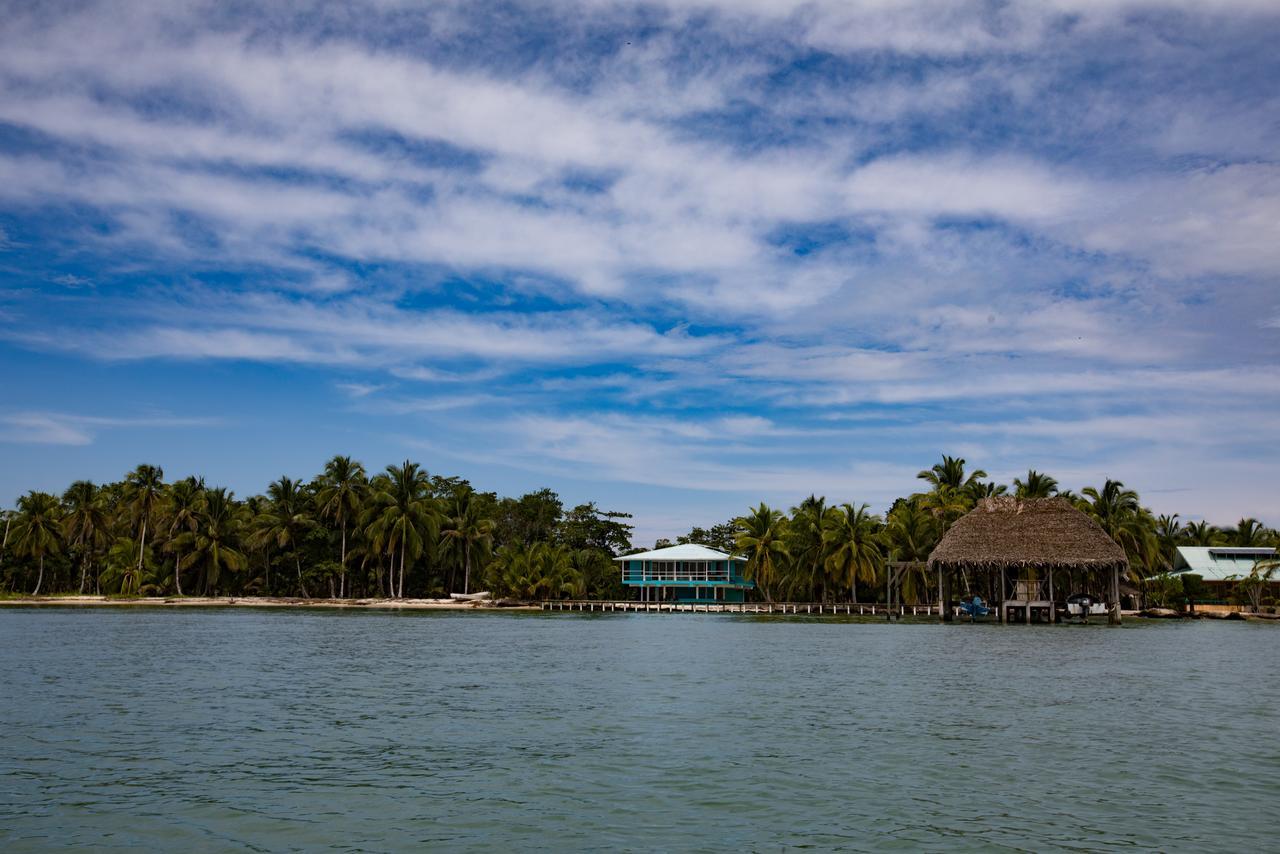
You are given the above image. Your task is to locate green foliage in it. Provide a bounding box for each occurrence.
[178,487,248,595]
[557,502,633,554]
[2,454,1275,607]
[1180,574,1207,602]
[486,542,582,600]
[917,455,986,491]
[440,487,495,594]
[822,503,884,603]
[101,536,159,596]
[11,491,65,595]
[676,521,738,553]
[735,503,789,603]
[1013,470,1058,499]
[494,488,563,547]
[1144,573,1186,608]
[1228,558,1279,612]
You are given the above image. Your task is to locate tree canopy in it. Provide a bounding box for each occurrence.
[1,453,1275,606]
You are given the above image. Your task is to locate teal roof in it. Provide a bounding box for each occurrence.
[1171,547,1276,581]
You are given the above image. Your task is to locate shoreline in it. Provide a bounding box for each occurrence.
[1,597,1275,622]
[0,595,538,611]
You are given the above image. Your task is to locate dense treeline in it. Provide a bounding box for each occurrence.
[1,454,1276,605]
[696,457,1276,608]
[0,457,633,600]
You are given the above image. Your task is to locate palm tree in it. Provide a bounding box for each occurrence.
[917,455,987,492]
[253,476,316,598]
[1229,555,1279,613]
[163,477,204,596]
[178,487,247,595]
[918,485,972,534]
[734,503,789,603]
[11,491,63,595]
[101,536,160,596]
[1081,479,1155,578]
[1226,518,1269,547]
[788,495,832,600]
[883,498,939,603]
[125,464,165,579]
[1154,514,1181,573]
[963,480,1008,503]
[822,503,884,603]
[1181,520,1221,546]
[488,542,581,600]
[61,481,107,594]
[1013,470,1058,499]
[440,487,494,594]
[315,455,367,598]
[1,507,12,570]
[363,461,437,598]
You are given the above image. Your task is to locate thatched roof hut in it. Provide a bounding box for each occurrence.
[928,497,1127,574]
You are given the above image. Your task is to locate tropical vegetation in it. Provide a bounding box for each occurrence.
[0,459,631,602]
[1,454,1276,608]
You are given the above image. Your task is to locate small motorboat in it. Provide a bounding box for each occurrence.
[449,591,492,602]
[957,596,991,621]
[1065,593,1108,621]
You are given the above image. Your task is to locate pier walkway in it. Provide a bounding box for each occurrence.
[542,600,939,616]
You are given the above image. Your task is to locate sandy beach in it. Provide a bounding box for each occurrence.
[0,595,537,611]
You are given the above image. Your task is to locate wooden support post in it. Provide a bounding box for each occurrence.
[998,567,1006,624]
[938,567,945,622]
[1110,565,1122,625]
[943,568,953,622]
[1025,571,1031,625]
[1048,568,1055,624]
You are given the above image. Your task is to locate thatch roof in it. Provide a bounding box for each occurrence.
[927,497,1128,573]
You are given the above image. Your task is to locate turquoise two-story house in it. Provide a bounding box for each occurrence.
[613,543,755,603]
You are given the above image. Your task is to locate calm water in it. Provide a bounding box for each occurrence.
[1,610,1277,851]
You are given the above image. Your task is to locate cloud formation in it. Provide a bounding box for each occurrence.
[1,0,1278,541]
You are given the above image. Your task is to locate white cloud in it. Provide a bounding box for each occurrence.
[0,0,1278,535]
[0,412,218,446]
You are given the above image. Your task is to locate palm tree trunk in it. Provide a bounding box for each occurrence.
[79,554,88,594]
[137,517,148,573]
[339,522,347,599]
[464,546,471,595]
[175,551,183,596]
[398,546,406,599]
[852,574,857,604]
[33,554,43,596]
[295,553,310,598]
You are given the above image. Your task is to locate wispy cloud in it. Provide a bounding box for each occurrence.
[0,412,220,446]
[0,0,1278,531]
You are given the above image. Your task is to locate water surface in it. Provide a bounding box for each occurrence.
[1,609,1277,851]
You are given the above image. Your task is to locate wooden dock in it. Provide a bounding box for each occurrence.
[541,601,939,616]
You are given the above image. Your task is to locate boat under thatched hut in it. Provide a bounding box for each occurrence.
[928,497,1129,624]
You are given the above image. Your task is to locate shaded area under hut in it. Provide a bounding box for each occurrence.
[928,497,1129,624]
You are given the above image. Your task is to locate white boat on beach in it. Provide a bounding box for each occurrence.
[448,591,492,602]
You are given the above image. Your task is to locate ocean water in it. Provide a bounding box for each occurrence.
[1,609,1277,851]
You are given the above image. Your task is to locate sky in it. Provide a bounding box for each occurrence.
[1,0,1278,546]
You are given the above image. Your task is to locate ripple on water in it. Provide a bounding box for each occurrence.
[0,610,1277,851]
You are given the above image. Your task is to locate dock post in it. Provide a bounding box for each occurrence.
[1110,565,1122,625]
[944,568,953,622]
[1047,568,1055,624]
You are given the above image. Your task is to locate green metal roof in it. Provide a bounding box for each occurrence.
[1171,547,1276,582]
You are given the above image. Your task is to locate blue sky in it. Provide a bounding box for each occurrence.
[2,0,1278,545]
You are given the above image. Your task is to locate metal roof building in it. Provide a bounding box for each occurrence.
[1171,546,1276,582]
[613,543,754,603]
